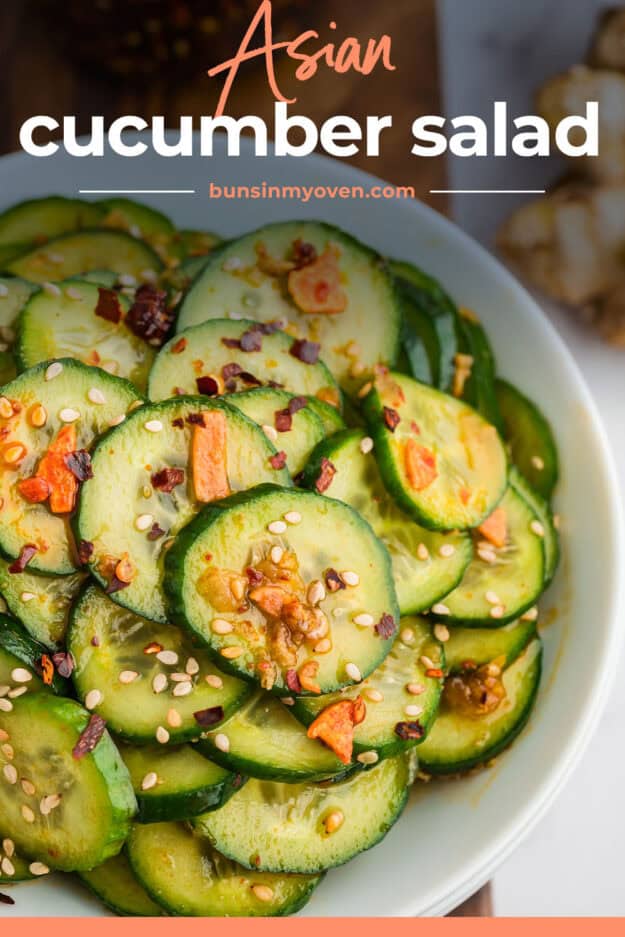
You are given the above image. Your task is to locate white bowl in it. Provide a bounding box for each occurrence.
[0,138,622,917]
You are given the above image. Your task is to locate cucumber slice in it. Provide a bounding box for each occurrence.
[0,562,85,649]
[0,692,136,871]
[0,847,37,883]
[16,280,155,392]
[68,584,250,744]
[457,314,502,432]
[437,486,545,626]
[176,222,402,395]
[195,753,412,873]
[292,617,444,760]
[0,358,142,575]
[76,396,290,622]
[362,372,508,531]
[196,692,346,782]
[165,484,399,696]
[400,301,435,385]
[301,430,473,614]
[148,318,340,406]
[418,639,542,774]
[7,231,163,285]
[100,199,174,240]
[0,197,104,256]
[509,467,560,586]
[118,742,243,823]
[306,396,346,436]
[228,389,324,476]
[389,260,459,391]
[444,619,536,673]
[79,851,164,916]
[495,378,559,500]
[129,821,321,916]
[0,613,68,694]
[0,277,37,385]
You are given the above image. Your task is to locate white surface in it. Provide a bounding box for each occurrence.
[440,0,625,915]
[0,137,622,918]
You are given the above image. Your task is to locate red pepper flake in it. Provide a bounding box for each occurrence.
[426,668,444,679]
[194,706,225,727]
[17,476,50,504]
[290,338,320,365]
[288,396,308,415]
[64,450,94,482]
[0,893,15,906]
[126,285,174,347]
[315,456,336,493]
[40,654,54,686]
[410,420,421,434]
[269,451,287,470]
[172,417,185,429]
[222,362,243,382]
[8,543,37,574]
[91,636,100,647]
[239,328,263,352]
[171,337,187,354]
[246,567,264,586]
[151,467,185,492]
[173,388,186,397]
[73,714,107,760]
[394,720,424,740]
[196,376,220,396]
[459,487,471,505]
[324,568,345,592]
[51,651,75,679]
[286,669,302,693]
[383,407,400,432]
[105,574,130,595]
[375,613,396,639]
[221,337,242,349]
[292,239,317,268]
[239,371,262,386]
[147,523,166,541]
[232,773,244,789]
[144,642,163,655]
[275,409,292,432]
[267,379,284,389]
[95,287,123,324]
[78,539,94,565]
[186,413,205,426]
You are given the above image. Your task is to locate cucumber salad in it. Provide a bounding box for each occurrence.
[0,196,560,916]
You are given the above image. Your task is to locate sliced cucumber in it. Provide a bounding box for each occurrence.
[196,692,346,782]
[509,467,559,586]
[166,484,399,696]
[418,639,542,774]
[118,742,243,823]
[79,851,165,916]
[0,848,37,884]
[0,277,37,385]
[176,222,402,395]
[100,198,174,240]
[399,301,435,385]
[301,430,473,614]
[0,613,68,694]
[0,692,136,871]
[0,562,85,649]
[0,197,104,259]
[437,486,545,625]
[7,230,163,285]
[444,619,536,673]
[195,753,412,873]
[148,318,340,406]
[0,358,142,575]
[496,378,559,500]
[68,584,250,744]
[306,396,346,437]
[76,396,289,622]
[292,617,444,759]
[389,260,459,391]
[228,389,324,476]
[457,314,502,432]
[16,280,155,391]
[362,372,508,531]
[129,821,321,916]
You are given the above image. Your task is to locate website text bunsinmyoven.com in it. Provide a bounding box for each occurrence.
[207,181,416,202]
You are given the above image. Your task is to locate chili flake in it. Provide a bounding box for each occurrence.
[394,720,424,740]
[151,467,185,492]
[95,288,123,324]
[8,543,37,574]
[65,450,94,482]
[269,451,287,470]
[375,614,396,639]
[39,654,54,686]
[126,285,174,346]
[72,714,107,760]
[325,568,345,592]
[171,337,187,354]
[78,540,94,565]
[193,706,224,728]
[274,409,292,432]
[314,456,336,493]
[286,669,302,693]
[147,523,166,541]
[196,376,220,396]
[290,338,320,364]
[51,651,75,679]
[383,407,400,432]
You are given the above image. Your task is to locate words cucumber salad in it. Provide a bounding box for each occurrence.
[0,196,560,916]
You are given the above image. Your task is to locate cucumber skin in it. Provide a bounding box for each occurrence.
[0,613,68,695]
[509,467,560,587]
[135,768,246,825]
[457,316,503,434]
[496,378,559,501]
[78,851,166,917]
[194,736,348,784]
[419,643,542,775]
[445,620,536,674]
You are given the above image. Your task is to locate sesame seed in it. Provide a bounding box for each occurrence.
[155,726,170,744]
[530,520,545,537]
[252,885,274,902]
[433,623,450,642]
[531,455,545,471]
[231,579,245,601]
[11,668,32,684]
[485,591,501,605]
[314,638,332,654]
[553,514,561,530]
[212,619,233,635]
[268,520,287,534]
[167,708,182,728]
[109,415,125,427]
[7,687,27,700]
[87,387,106,405]
[173,681,193,697]
[439,544,456,558]
[85,689,102,710]
[119,670,139,685]
[359,436,374,454]
[222,257,243,271]
[3,764,17,784]
[432,603,450,616]
[353,613,374,627]
[406,682,425,695]
[490,605,505,619]
[0,729,8,742]
[307,580,325,605]
[357,381,373,399]
[521,606,539,622]
[345,662,361,682]
[262,424,278,442]
[341,570,360,587]
[65,287,82,301]
[420,655,435,670]
[0,284,7,298]
[284,511,302,525]
[1,857,14,877]
[141,772,158,791]
[3,443,26,465]
[0,686,8,698]
[21,805,35,823]
[186,657,199,676]
[145,420,163,433]
[357,750,379,765]
[156,650,178,666]
[417,543,430,561]
[0,397,13,419]
[118,274,137,287]
[270,545,284,564]
[21,779,35,796]
[401,628,415,644]
[205,674,223,689]
[2,839,14,857]
[281,696,295,706]
[214,733,230,753]
[45,362,63,381]
[135,513,154,532]
[221,646,244,660]
[42,282,61,297]
[0,699,13,713]
[39,794,61,815]
[363,687,384,702]
[478,547,497,564]
[152,673,168,694]
[59,407,80,423]
[1,743,13,759]
[20,592,36,603]
[46,253,64,264]
[324,810,344,834]
[405,704,423,717]
[29,862,49,876]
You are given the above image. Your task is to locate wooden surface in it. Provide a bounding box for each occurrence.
[0,0,488,915]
